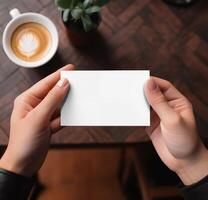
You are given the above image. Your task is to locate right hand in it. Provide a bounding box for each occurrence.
[144,77,208,185]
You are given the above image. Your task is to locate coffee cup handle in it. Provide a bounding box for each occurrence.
[10,8,21,19]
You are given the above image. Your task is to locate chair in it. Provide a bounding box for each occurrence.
[121,143,183,200]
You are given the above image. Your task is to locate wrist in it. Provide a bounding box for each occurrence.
[176,145,208,186]
[0,156,22,177]
[0,150,32,177]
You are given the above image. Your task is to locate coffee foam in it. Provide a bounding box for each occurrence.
[18,32,40,57]
[11,22,52,62]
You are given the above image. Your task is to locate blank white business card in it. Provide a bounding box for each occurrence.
[61,70,150,126]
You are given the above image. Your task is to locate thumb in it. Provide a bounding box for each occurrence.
[144,78,177,124]
[34,78,69,120]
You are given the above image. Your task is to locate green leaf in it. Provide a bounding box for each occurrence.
[55,0,72,9]
[71,7,83,20]
[81,15,93,32]
[63,9,71,22]
[83,0,93,8]
[70,0,77,9]
[85,5,100,14]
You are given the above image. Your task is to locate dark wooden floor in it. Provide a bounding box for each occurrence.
[0,0,208,145]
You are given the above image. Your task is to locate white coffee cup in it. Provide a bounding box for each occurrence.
[2,8,59,68]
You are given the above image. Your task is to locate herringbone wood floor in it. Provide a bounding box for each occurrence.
[0,0,208,145]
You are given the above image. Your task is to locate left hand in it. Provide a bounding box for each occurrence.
[0,64,74,177]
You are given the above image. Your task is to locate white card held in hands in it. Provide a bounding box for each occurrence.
[61,70,150,126]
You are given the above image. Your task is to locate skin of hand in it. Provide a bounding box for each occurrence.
[0,64,74,177]
[144,77,208,185]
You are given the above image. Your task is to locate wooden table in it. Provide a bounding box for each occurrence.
[0,0,208,145]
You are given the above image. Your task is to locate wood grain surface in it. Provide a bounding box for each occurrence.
[0,0,208,145]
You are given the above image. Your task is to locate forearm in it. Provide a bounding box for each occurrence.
[0,168,35,200]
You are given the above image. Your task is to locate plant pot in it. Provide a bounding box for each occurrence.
[163,0,197,6]
[62,11,101,47]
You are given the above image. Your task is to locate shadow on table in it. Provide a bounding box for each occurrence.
[20,30,116,83]
[34,52,67,78]
[18,51,66,85]
[76,31,117,70]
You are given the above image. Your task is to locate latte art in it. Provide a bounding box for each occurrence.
[18,32,39,57]
[11,22,52,62]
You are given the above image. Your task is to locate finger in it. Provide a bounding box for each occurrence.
[26,64,74,99]
[144,78,178,124]
[151,77,187,101]
[50,117,62,134]
[33,78,70,120]
[152,77,192,114]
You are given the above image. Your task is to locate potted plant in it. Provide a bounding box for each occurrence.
[163,0,196,6]
[55,0,109,46]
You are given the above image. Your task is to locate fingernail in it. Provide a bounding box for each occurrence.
[148,79,158,91]
[57,78,69,88]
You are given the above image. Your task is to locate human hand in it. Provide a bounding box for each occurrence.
[0,64,74,177]
[144,77,208,185]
